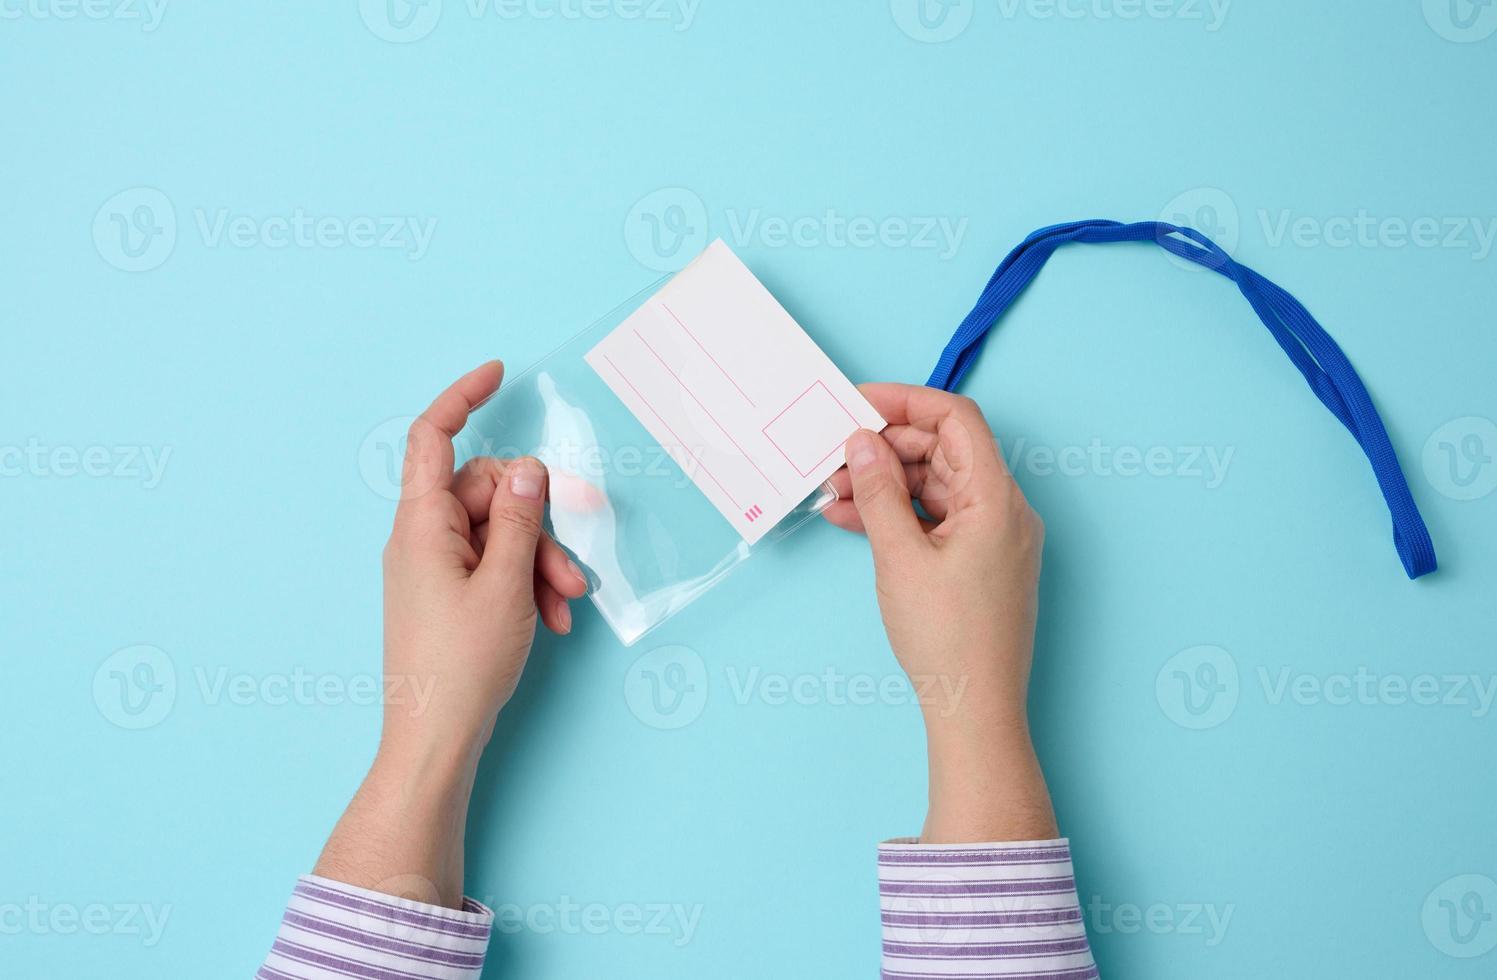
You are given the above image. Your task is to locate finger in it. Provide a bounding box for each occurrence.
[822,498,862,532]
[828,460,940,510]
[536,535,588,598]
[883,423,941,462]
[452,456,509,523]
[857,382,974,428]
[473,456,548,592]
[826,423,938,501]
[474,517,587,598]
[844,429,925,557]
[456,458,587,597]
[823,499,937,536]
[400,361,504,504]
[931,411,1008,513]
[534,571,572,635]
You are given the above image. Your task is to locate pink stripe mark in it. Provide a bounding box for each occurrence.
[761,379,863,478]
[602,353,742,510]
[633,327,783,497]
[659,302,756,408]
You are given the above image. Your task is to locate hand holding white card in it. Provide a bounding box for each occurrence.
[585,240,886,544]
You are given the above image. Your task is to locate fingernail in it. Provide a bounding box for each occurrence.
[510,458,545,500]
[846,431,878,473]
[556,600,572,634]
[567,560,587,588]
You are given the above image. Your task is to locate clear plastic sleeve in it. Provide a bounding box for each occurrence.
[459,281,836,646]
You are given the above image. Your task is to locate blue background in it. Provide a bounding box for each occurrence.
[3,1,1495,976]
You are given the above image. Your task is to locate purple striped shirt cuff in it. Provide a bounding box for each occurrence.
[257,875,493,980]
[879,837,1098,979]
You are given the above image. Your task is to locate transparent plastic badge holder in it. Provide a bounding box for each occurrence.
[459,282,836,647]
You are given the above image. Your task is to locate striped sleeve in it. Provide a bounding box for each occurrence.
[257,875,493,980]
[878,837,1098,979]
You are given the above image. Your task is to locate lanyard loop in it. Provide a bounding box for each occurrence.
[928,219,1437,580]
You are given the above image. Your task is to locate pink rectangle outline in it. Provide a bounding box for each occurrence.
[761,379,861,479]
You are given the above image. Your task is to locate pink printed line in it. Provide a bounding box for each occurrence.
[659,302,756,408]
[633,327,783,497]
[602,353,741,511]
[761,379,863,478]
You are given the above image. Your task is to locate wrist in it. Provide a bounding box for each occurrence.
[373,729,484,795]
[919,695,1057,845]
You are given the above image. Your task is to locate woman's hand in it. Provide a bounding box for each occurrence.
[314,361,587,908]
[380,361,587,758]
[826,383,1057,844]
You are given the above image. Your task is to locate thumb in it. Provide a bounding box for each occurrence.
[474,456,548,593]
[844,430,925,559]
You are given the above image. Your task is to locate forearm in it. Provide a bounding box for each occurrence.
[313,738,482,911]
[256,738,494,980]
[921,698,1058,844]
[916,652,1059,843]
[880,693,1094,978]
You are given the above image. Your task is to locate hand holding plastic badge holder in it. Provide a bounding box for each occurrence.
[462,240,885,645]
[462,222,1436,646]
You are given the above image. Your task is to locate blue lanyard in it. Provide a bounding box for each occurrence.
[928,219,1438,580]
